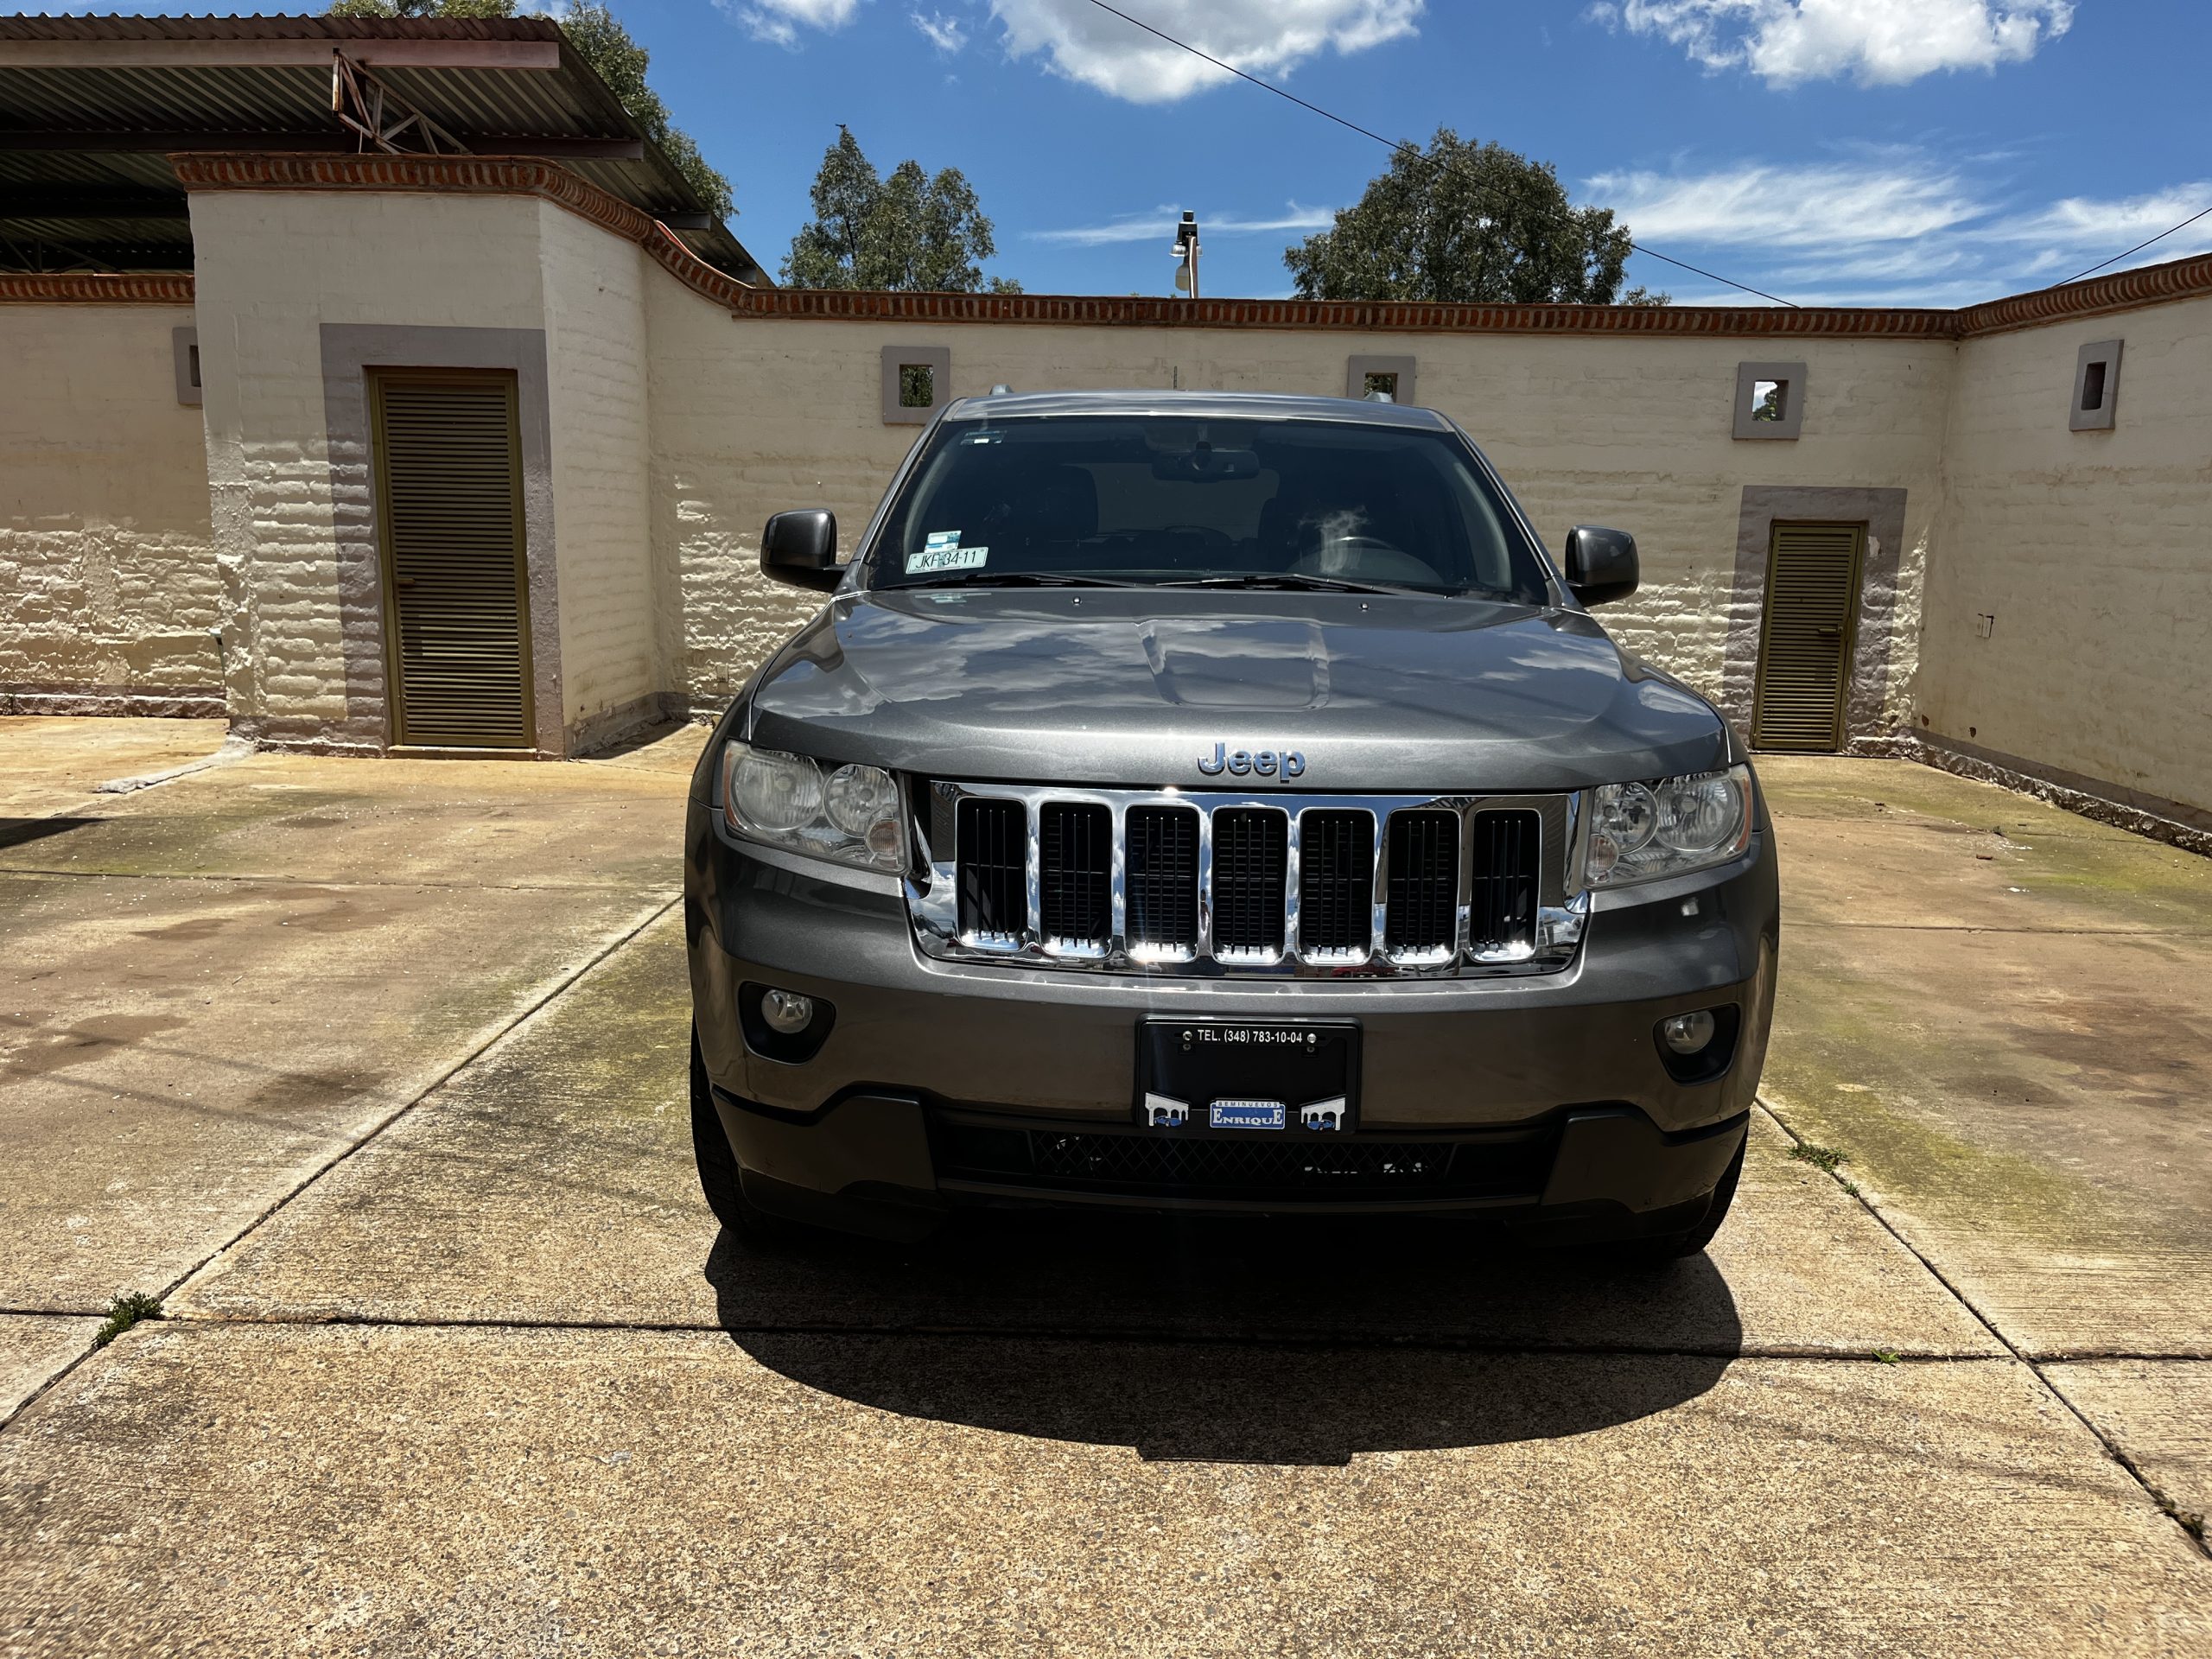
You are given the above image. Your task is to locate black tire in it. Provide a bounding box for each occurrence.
[1625,1133,1745,1263]
[690,1029,785,1240]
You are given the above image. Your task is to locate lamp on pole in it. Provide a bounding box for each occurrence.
[1172,210,1200,299]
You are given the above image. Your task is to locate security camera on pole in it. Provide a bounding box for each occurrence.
[1172,211,1199,298]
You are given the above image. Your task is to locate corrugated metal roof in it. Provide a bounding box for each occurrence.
[0,14,765,280]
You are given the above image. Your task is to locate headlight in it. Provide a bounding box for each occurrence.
[1583,765,1753,887]
[722,742,906,873]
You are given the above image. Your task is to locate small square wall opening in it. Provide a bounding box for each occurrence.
[1346,354,1416,405]
[172,326,202,407]
[2069,340,2121,431]
[1734,360,1804,440]
[882,344,950,424]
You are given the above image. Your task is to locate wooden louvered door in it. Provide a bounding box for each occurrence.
[1751,521,1864,752]
[370,370,533,749]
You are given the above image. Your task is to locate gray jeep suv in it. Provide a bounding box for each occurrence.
[685,390,1777,1255]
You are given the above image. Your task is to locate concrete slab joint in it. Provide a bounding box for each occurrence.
[315,323,564,758]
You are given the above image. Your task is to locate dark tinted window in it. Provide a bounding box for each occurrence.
[868,415,1551,600]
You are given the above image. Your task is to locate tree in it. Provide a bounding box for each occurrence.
[782,127,1020,294]
[1285,128,1653,306]
[325,0,734,224]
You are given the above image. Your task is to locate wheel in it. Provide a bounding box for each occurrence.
[690,1028,785,1240]
[1623,1134,1745,1264]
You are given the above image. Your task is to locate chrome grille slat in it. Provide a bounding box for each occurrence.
[1383,809,1459,962]
[1039,802,1110,947]
[1125,804,1199,954]
[1297,809,1373,959]
[1211,808,1287,960]
[911,783,1586,978]
[1471,809,1541,953]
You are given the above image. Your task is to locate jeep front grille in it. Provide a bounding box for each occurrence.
[912,783,1586,979]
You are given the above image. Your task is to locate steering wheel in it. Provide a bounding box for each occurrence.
[1292,536,1440,585]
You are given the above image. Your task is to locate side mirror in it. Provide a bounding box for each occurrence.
[760,510,842,593]
[1563,524,1639,607]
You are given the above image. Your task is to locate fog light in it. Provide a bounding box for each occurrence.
[760,988,815,1034]
[1662,1010,1717,1055]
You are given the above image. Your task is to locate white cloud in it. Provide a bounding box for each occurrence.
[1588,154,2212,304]
[988,0,1421,104]
[1597,0,2072,86]
[911,9,967,51]
[1028,202,1337,245]
[1979,186,2212,253]
[1587,157,1986,248]
[721,0,861,48]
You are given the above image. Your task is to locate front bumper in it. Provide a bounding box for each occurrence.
[685,798,1777,1236]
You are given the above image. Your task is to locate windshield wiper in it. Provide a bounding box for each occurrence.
[1155,573,1408,595]
[894,571,1138,590]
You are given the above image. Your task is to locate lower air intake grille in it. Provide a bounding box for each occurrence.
[1469,809,1541,952]
[956,797,1025,941]
[1211,809,1287,957]
[1384,810,1459,954]
[1126,804,1199,950]
[1039,802,1109,944]
[934,1121,1559,1202]
[1298,810,1373,955]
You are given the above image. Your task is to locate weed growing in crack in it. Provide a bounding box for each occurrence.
[2158,1497,2206,1540]
[1840,1179,1862,1197]
[1872,1349,1901,1364]
[1789,1142,1848,1174]
[92,1290,162,1348]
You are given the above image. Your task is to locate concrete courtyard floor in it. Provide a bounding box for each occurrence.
[1,715,2208,1654]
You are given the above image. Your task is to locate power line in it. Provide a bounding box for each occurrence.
[1078,0,1798,308]
[2067,199,2212,283]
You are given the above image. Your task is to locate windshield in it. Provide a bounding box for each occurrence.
[867,415,1554,601]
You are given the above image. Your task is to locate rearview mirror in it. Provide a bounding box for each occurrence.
[761,510,842,593]
[1563,525,1639,607]
[1150,446,1262,483]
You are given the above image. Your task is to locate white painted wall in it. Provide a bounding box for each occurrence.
[538,200,655,742]
[0,303,218,709]
[191,188,550,747]
[1922,297,2212,817]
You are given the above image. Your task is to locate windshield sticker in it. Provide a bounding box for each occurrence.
[908,531,988,574]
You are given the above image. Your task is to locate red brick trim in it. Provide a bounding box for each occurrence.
[170,151,753,308]
[0,272,195,304]
[728,287,1964,338]
[1954,251,2212,338]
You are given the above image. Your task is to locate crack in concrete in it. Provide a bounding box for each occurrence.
[0,891,681,1436]
[1757,1094,2212,1562]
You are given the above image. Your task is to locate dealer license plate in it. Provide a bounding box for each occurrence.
[1136,1020,1360,1133]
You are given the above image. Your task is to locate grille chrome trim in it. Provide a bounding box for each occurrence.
[909,782,1586,978]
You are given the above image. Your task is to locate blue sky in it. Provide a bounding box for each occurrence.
[32,1,2212,305]
[657,0,2212,304]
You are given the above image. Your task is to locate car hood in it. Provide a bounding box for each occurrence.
[741,588,1734,792]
